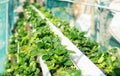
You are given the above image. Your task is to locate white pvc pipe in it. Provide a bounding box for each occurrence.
[30,5,106,76]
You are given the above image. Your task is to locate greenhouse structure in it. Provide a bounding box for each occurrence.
[0,0,120,76]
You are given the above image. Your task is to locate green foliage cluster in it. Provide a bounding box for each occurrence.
[3,4,81,76]
[33,3,120,76]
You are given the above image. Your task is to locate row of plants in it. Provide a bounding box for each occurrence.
[33,3,120,76]
[3,7,41,76]
[3,13,41,76]
[3,3,81,76]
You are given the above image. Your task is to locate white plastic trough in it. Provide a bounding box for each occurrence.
[39,56,51,76]
[30,5,106,76]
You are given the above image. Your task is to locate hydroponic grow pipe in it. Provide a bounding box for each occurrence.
[59,0,120,12]
[30,5,105,76]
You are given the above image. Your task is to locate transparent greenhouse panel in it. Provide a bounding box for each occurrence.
[8,0,14,37]
[45,0,120,50]
[94,0,120,50]
[0,0,9,75]
[45,0,74,23]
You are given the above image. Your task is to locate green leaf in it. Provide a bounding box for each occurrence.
[98,54,104,63]
[64,60,73,66]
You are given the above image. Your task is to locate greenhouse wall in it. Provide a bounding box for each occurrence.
[45,0,70,9]
[8,0,14,37]
[45,0,73,22]
[0,0,9,75]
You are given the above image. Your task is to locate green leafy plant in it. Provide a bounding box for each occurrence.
[33,3,120,76]
[3,13,41,76]
[3,4,81,76]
